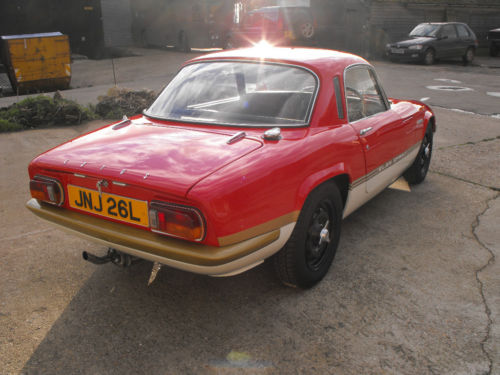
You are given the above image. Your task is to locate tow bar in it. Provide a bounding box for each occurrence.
[82,248,141,267]
[82,248,162,285]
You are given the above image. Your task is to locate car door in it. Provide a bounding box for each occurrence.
[344,65,416,194]
[438,24,459,58]
[456,23,474,53]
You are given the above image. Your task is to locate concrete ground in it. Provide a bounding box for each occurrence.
[0,48,499,374]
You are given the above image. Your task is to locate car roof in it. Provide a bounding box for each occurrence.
[186,47,368,77]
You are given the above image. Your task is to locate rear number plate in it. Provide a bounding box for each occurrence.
[68,185,149,227]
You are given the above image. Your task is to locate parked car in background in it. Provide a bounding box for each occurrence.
[27,47,435,288]
[228,6,315,48]
[488,27,500,57]
[386,22,478,65]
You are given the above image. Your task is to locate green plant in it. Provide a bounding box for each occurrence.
[0,94,96,132]
[0,118,23,132]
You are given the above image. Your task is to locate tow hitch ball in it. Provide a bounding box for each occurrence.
[82,248,140,267]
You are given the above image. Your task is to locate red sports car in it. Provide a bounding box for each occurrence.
[27,47,435,288]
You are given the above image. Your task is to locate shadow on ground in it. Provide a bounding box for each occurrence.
[20,177,491,374]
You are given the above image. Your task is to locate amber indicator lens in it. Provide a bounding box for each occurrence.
[30,178,63,205]
[149,202,204,241]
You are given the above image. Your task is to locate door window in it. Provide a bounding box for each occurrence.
[456,24,471,38]
[441,24,457,39]
[344,66,388,122]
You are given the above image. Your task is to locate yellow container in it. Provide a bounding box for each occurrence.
[1,32,71,93]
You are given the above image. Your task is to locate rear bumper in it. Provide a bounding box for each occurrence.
[26,198,295,277]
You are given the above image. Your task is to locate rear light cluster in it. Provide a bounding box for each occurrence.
[149,201,205,242]
[29,175,205,242]
[30,176,64,206]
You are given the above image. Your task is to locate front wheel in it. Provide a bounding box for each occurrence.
[423,49,435,65]
[274,182,342,288]
[404,125,433,184]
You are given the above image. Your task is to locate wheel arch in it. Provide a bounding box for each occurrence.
[425,111,436,133]
[296,165,350,213]
[423,46,436,62]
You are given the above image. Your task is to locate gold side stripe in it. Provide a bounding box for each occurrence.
[349,142,421,191]
[217,211,300,247]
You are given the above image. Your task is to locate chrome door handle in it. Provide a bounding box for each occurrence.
[360,127,373,136]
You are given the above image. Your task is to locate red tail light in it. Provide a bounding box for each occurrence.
[149,201,205,242]
[30,176,64,206]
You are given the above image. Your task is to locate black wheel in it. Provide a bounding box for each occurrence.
[423,49,435,65]
[297,20,315,40]
[463,47,475,64]
[293,11,315,41]
[274,182,342,288]
[490,43,499,57]
[404,125,433,185]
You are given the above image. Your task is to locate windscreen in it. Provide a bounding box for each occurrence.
[145,61,317,127]
[409,24,440,37]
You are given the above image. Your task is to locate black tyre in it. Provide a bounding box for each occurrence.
[404,125,433,185]
[297,20,315,40]
[293,11,315,41]
[274,182,342,288]
[423,49,435,65]
[463,47,475,64]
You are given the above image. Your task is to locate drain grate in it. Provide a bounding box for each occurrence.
[426,85,473,92]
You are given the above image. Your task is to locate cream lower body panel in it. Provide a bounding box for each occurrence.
[27,197,296,277]
[343,143,420,218]
[78,223,295,277]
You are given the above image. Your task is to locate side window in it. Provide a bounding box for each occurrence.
[456,24,470,38]
[441,24,457,39]
[344,66,388,122]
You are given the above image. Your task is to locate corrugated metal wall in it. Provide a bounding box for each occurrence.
[100,0,133,47]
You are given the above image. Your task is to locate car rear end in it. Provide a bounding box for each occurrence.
[25,52,323,278]
[488,28,500,57]
[25,123,287,276]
